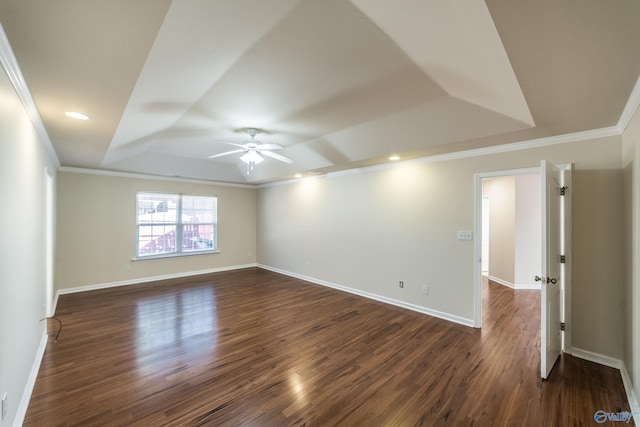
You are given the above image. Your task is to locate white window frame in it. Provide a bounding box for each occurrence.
[135,192,218,259]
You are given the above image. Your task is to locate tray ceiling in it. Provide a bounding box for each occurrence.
[1,0,639,184]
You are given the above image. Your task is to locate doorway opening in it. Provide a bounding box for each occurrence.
[474,162,572,379]
[481,173,541,291]
[473,167,540,328]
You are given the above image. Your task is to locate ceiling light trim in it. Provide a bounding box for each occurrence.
[0,24,60,168]
[64,111,91,120]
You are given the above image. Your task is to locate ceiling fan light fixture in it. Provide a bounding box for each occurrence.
[208,128,292,175]
[241,150,264,175]
[240,151,264,165]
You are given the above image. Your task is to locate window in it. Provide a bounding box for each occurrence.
[136,192,217,258]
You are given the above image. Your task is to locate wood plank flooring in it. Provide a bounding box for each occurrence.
[25,268,630,426]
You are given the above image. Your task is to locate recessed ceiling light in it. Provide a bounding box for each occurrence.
[389,155,401,161]
[294,173,303,178]
[64,111,90,120]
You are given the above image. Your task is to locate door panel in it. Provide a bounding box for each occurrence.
[540,160,564,379]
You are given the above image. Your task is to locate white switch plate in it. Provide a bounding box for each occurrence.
[457,230,473,240]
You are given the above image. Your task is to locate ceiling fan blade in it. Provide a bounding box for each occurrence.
[208,149,245,159]
[220,141,248,149]
[258,143,284,150]
[261,150,294,164]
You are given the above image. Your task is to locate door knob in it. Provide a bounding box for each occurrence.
[547,277,557,284]
[534,276,543,282]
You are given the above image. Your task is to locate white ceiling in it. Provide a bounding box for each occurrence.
[1,0,639,184]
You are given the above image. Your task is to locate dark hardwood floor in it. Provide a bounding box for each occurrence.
[26,268,630,426]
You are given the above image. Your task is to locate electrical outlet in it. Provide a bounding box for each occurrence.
[457,230,473,240]
[399,281,404,288]
[422,285,429,295]
[2,392,7,420]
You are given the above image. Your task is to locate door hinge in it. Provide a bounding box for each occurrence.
[561,322,565,331]
[560,186,568,196]
[560,255,566,263]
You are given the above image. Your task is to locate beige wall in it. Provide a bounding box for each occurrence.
[483,176,516,285]
[257,135,624,359]
[0,60,57,424]
[514,174,541,287]
[482,174,540,288]
[572,170,624,358]
[55,171,257,291]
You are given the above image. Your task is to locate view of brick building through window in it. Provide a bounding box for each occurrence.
[136,192,217,257]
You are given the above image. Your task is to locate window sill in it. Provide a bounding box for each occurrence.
[133,250,220,261]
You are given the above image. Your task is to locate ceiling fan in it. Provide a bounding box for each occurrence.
[208,128,293,174]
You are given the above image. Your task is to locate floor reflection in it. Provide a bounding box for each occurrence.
[135,286,217,369]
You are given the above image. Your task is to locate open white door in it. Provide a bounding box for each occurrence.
[539,160,569,379]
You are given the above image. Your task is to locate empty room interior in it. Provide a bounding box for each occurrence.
[2,1,640,425]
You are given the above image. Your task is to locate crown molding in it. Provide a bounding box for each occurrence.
[0,24,60,168]
[59,166,256,189]
[259,125,621,188]
[412,126,621,166]
[618,74,640,133]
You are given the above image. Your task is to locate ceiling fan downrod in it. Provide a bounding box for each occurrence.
[246,128,258,139]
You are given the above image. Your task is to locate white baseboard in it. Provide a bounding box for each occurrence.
[55,263,257,299]
[570,347,622,369]
[258,264,474,327]
[487,276,540,290]
[619,362,640,425]
[571,347,640,423]
[13,331,48,427]
[488,276,514,288]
